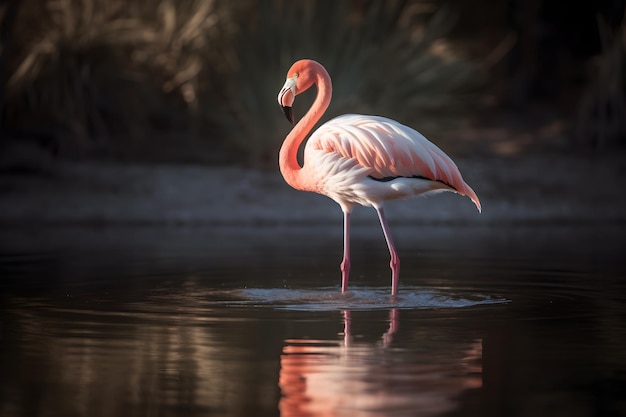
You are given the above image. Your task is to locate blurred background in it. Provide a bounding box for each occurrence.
[0,0,625,224]
[1,3,626,416]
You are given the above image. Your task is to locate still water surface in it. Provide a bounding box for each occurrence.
[0,224,625,416]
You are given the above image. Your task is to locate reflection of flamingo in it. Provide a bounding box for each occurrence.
[341,309,398,348]
[278,60,481,296]
[278,309,482,417]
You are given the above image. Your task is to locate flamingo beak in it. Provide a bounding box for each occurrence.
[278,75,297,125]
[281,106,294,124]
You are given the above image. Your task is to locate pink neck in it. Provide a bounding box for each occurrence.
[279,67,332,190]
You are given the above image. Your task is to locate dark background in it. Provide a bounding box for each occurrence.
[1,4,625,415]
[0,0,625,229]
[1,0,625,168]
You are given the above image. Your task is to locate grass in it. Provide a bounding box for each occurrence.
[2,0,483,164]
[576,13,626,149]
[211,0,483,165]
[4,0,229,159]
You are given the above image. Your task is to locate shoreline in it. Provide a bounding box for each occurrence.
[1,153,625,226]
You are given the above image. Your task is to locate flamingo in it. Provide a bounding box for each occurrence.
[277,59,481,296]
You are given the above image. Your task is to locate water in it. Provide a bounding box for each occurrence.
[1,224,625,417]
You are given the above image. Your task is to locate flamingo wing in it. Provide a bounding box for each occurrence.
[306,114,481,211]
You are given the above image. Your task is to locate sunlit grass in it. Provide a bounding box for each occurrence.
[3,0,483,163]
[5,0,230,158]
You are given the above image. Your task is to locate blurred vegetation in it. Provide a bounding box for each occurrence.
[212,1,482,165]
[0,0,624,167]
[1,0,237,162]
[576,13,626,149]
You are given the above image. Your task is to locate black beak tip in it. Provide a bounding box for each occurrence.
[281,106,294,124]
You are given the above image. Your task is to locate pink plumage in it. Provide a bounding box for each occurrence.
[277,59,481,296]
[306,114,481,212]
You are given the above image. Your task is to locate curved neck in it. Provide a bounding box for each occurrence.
[279,68,332,190]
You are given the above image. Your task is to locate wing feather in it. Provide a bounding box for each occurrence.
[305,114,481,211]
[308,115,448,184]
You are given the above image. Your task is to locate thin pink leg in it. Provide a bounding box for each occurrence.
[340,211,351,293]
[376,207,400,296]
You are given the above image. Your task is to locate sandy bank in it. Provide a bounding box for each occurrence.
[0,154,624,226]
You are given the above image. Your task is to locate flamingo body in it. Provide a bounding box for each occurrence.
[304,113,481,212]
[277,59,480,296]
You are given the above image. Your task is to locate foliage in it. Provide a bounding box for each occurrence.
[212,0,483,165]
[576,13,626,149]
[2,0,482,163]
[3,0,231,158]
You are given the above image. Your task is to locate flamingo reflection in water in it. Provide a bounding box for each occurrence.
[279,309,482,417]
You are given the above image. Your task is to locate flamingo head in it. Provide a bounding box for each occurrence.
[278,60,319,124]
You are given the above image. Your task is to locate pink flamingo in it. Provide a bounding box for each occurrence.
[277,59,481,296]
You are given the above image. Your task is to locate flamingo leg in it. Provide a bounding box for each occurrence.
[375,207,400,296]
[340,211,351,293]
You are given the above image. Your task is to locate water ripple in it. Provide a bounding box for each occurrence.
[230,286,509,311]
